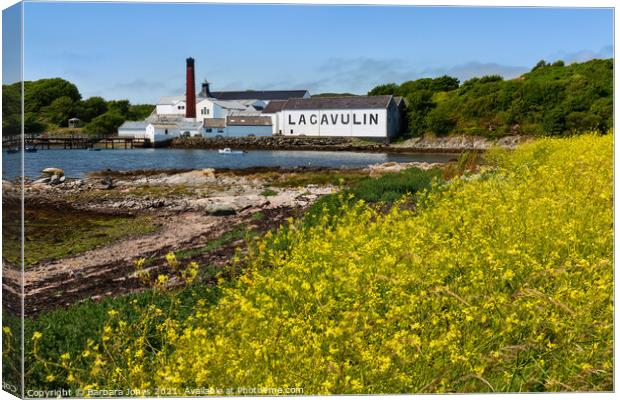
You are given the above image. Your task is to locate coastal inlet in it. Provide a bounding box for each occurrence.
[2,148,457,179]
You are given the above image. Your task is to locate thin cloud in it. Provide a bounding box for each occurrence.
[550,45,613,64]
[111,79,166,92]
[420,62,529,82]
[264,58,531,94]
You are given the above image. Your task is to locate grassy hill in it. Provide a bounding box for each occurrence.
[369,59,613,138]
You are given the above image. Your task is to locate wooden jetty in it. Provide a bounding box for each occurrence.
[3,135,151,150]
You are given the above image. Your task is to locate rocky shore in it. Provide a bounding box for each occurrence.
[171,134,532,153]
[4,161,445,314]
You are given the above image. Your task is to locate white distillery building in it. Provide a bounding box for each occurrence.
[264,95,405,140]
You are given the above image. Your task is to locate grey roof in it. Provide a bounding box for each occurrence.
[158,95,185,105]
[262,100,287,113]
[177,120,203,130]
[226,116,272,126]
[204,118,226,128]
[211,90,309,101]
[282,95,394,110]
[210,99,249,110]
[228,110,263,116]
[119,121,149,130]
[146,114,185,123]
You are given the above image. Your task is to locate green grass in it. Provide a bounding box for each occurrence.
[174,227,248,260]
[3,207,160,267]
[250,211,265,221]
[301,167,443,230]
[269,169,369,188]
[20,283,224,389]
[260,188,278,197]
[66,184,196,203]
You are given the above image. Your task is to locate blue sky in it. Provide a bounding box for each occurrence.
[4,2,614,103]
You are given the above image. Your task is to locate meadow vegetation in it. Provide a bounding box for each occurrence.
[370,59,613,138]
[12,133,613,393]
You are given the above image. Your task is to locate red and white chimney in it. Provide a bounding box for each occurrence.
[185,57,196,119]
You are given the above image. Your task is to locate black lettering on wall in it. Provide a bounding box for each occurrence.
[330,114,338,124]
[310,114,318,125]
[288,115,296,125]
[369,113,379,125]
[299,114,306,125]
[341,114,350,124]
[353,114,362,125]
[321,114,329,125]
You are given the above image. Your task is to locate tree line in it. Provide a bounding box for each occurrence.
[2,78,154,137]
[368,58,613,138]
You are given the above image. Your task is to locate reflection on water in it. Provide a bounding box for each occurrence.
[3,148,458,179]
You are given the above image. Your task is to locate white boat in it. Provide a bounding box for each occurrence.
[218,148,245,155]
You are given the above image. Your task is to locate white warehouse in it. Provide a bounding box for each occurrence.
[264,95,405,140]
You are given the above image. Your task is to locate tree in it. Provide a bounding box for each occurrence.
[107,100,131,117]
[478,75,503,84]
[41,96,76,127]
[24,78,81,113]
[2,83,21,137]
[426,106,456,135]
[430,75,460,92]
[128,104,155,120]
[406,90,436,136]
[542,107,566,136]
[532,59,549,71]
[565,111,601,133]
[79,96,108,122]
[83,112,125,137]
[368,83,400,96]
[24,112,45,134]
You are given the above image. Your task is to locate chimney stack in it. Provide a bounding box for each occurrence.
[185,57,196,119]
[200,80,213,98]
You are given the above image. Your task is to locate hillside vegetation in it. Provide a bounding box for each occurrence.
[31,133,612,393]
[369,59,613,138]
[2,78,154,137]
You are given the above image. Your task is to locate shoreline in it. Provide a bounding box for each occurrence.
[169,134,532,153]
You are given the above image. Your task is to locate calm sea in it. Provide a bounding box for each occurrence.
[2,148,458,179]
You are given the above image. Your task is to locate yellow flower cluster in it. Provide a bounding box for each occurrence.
[49,133,613,393]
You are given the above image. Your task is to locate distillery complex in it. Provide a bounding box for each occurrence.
[118,58,406,144]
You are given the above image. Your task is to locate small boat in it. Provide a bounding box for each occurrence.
[24,147,37,153]
[88,148,102,151]
[6,148,19,154]
[218,148,245,155]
